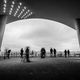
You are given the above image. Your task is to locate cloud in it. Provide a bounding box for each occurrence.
[1,18,79,51]
[20,28,53,40]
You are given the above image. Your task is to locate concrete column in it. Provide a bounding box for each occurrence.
[76,19,80,46]
[0,14,7,50]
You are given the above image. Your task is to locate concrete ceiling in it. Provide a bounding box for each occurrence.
[1,0,80,29]
[25,0,80,29]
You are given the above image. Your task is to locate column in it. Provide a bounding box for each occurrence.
[0,14,7,50]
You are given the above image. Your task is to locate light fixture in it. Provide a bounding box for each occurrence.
[18,10,23,18]
[11,5,14,8]
[12,1,15,4]
[21,9,30,18]
[27,10,30,13]
[21,12,28,18]
[9,1,15,15]
[9,8,12,15]
[18,6,27,18]
[24,12,33,19]
[19,2,22,6]
[4,0,7,3]
[4,4,6,7]
[18,6,20,9]
[9,11,11,15]
[24,6,26,9]
[3,9,6,13]
[14,4,21,17]
[3,0,7,13]
[30,12,33,15]
[3,4,6,13]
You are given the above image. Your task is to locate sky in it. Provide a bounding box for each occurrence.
[1,18,79,51]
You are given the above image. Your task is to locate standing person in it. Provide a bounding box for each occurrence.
[50,48,53,57]
[20,48,24,58]
[64,49,67,58]
[25,46,30,62]
[67,49,70,57]
[0,49,1,57]
[7,49,11,59]
[54,48,57,57]
[31,50,34,57]
[40,48,46,58]
[4,48,8,59]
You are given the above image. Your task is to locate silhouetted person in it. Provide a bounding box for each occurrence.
[50,48,53,57]
[64,50,67,58]
[31,50,34,57]
[4,48,8,59]
[40,48,46,58]
[67,49,70,57]
[7,49,11,59]
[54,48,56,57]
[0,49,1,54]
[25,46,30,62]
[20,48,24,58]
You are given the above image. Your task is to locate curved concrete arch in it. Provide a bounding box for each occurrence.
[2,18,78,51]
[7,17,74,30]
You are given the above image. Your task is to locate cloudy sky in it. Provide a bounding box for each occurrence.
[1,18,79,51]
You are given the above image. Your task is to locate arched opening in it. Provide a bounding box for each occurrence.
[1,18,79,51]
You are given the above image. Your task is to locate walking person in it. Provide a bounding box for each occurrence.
[67,49,70,57]
[20,48,24,58]
[40,48,46,58]
[4,48,8,59]
[54,48,57,57]
[25,46,30,62]
[50,48,53,57]
[64,49,67,58]
[7,49,11,59]
[31,50,34,57]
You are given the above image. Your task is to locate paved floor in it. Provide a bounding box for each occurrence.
[0,57,80,80]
